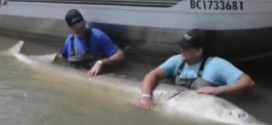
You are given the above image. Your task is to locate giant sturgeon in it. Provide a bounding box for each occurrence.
[1,41,268,125]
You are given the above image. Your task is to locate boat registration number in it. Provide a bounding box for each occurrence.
[190,0,244,11]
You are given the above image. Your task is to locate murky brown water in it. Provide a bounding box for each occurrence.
[0,36,211,125]
[0,35,272,125]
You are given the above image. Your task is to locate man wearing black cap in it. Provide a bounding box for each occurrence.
[58,9,124,77]
[138,29,255,110]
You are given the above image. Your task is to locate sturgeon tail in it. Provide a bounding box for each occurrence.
[1,40,56,64]
[1,40,56,63]
[0,40,24,56]
[8,40,24,54]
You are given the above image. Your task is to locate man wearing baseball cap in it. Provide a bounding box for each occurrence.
[58,9,124,77]
[138,29,255,110]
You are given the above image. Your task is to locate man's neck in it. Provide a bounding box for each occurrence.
[75,29,88,38]
[187,56,203,65]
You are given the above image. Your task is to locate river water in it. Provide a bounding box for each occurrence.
[0,35,272,125]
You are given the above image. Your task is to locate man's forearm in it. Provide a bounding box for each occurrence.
[217,75,255,95]
[141,72,159,97]
[141,68,167,97]
[99,49,124,66]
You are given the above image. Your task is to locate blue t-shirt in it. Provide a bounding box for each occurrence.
[159,55,243,86]
[61,28,118,58]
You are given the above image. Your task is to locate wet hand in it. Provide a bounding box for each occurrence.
[87,61,102,77]
[197,86,223,95]
[138,97,154,110]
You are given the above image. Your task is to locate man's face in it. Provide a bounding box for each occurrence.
[71,21,87,37]
[180,47,202,63]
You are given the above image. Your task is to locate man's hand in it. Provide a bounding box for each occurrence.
[197,86,223,95]
[138,96,154,110]
[87,61,103,77]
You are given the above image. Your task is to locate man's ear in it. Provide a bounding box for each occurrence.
[196,48,203,56]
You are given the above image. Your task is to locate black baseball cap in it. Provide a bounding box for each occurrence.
[65,9,85,30]
[180,29,207,49]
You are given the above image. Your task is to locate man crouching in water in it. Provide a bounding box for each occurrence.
[56,9,124,77]
[138,29,255,110]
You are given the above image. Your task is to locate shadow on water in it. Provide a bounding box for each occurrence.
[236,57,272,88]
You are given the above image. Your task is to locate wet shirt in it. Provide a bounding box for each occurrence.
[61,28,118,58]
[159,55,243,86]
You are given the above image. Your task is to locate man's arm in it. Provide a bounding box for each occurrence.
[197,58,255,96]
[197,74,255,96]
[141,67,167,95]
[96,29,125,65]
[87,49,124,77]
[87,29,125,76]
[139,67,168,110]
[99,49,124,66]
[216,74,255,95]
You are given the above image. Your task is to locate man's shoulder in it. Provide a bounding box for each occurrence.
[168,54,182,61]
[162,54,182,66]
[207,56,230,64]
[66,33,73,39]
[206,56,233,68]
[64,34,74,44]
[159,54,182,78]
[91,28,106,38]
